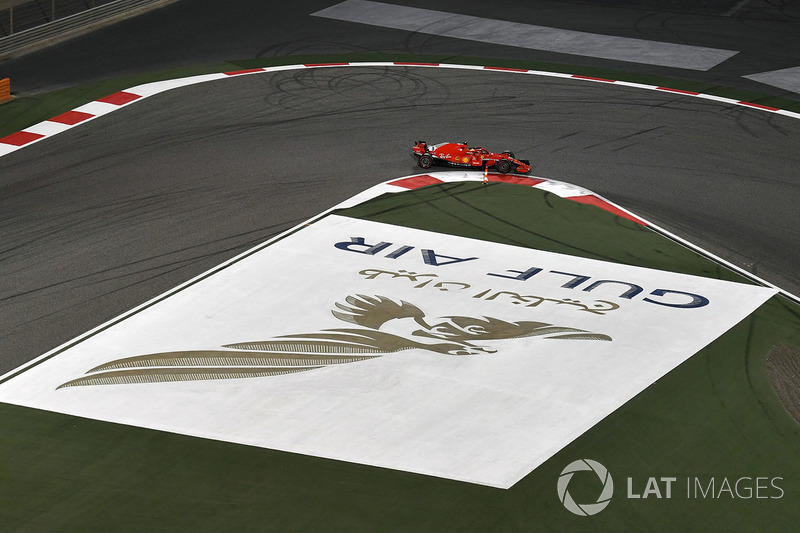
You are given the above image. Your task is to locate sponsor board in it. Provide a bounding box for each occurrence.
[0,215,775,488]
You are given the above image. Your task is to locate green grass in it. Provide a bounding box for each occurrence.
[2,53,799,140]
[334,181,752,283]
[1,182,798,530]
[512,294,800,531]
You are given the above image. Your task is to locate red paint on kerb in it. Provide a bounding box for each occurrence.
[0,131,45,146]
[656,87,700,95]
[738,101,780,112]
[97,92,141,105]
[49,110,94,125]
[388,175,445,189]
[569,195,647,225]
[224,68,266,76]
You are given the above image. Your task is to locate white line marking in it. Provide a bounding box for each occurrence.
[127,73,227,96]
[776,109,800,120]
[723,0,752,16]
[312,0,738,71]
[0,143,18,156]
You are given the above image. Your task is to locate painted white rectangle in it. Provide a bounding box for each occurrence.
[744,66,800,94]
[526,70,574,79]
[612,80,658,90]
[313,0,738,71]
[24,120,74,136]
[0,215,774,488]
[127,73,228,97]
[776,109,800,120]
[532,179,591,198]
[0,143,19,156]
[693,93,740,105]
[439,63,485,71]
[72,100,123,116]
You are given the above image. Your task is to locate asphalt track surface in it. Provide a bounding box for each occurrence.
[1,64,799,376]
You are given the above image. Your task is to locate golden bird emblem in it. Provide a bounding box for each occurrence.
[58,295,611,388]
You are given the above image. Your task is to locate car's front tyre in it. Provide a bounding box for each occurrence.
[495,159,511,173]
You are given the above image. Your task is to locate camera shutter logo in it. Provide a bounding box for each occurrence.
[557,459,614,516]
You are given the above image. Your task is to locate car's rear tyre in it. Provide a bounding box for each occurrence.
[495,159,511,173]
[502,151,515,159]
[418,154,433,169]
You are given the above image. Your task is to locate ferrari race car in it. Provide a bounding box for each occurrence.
[412,141,531,174]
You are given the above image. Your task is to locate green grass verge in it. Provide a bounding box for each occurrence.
[2,53,799,140]
[1,182,798,530]
[334,181,752,284]
[514,293,800,532]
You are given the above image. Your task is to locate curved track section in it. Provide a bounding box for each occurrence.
[1,65,798,374]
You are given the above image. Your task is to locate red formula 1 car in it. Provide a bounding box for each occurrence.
[412,141,531,174]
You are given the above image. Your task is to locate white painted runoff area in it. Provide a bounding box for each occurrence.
[313,0,738,71]
[744,66,800,94]
[0,214,775,488]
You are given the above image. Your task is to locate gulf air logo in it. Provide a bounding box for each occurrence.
[57,295,611,389]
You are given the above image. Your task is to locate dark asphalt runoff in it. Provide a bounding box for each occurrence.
[1,65,799,375]
[1,0,800,96]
